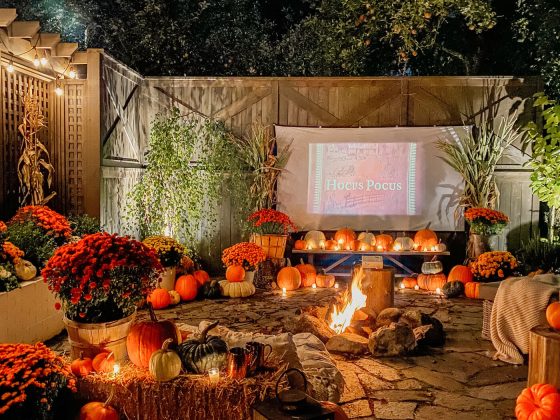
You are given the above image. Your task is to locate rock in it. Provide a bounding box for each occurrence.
[401,309,423,329]
[413,325,433,342]
[369,323,416,357]
[360,306,378,320]
[327,332,369,355]
[418,314,446,347]
[376,308,403,327]
[285,313,335,343]
[374,401,417,419]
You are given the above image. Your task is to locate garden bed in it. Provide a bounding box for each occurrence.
[0,277,64,344]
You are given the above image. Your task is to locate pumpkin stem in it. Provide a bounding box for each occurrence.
[79,351,84,360]
[199,321,219,342]
[286,259,292,267]
[147,302,158,322]
[300,258,305,265]
[104,385,116,408]
[161,338,174,351]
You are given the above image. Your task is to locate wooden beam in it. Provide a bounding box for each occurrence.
[9,21,40,38]
[279,84,340,125]
[84,49,101,218]
[0,9,17,27]
[54,42,78,58]
[32,32,60,49]
[212,86,271,120]
[71,51,89,65]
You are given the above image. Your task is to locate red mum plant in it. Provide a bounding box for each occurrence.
[42,232,162,323]
[9,205,72,240]
[0,343,76,418]
[222,242,267,270]
[247,209,298,235]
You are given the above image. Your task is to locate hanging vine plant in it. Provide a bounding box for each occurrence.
[125,108,250,257]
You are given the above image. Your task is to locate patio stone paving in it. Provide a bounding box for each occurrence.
[47,287,525,419]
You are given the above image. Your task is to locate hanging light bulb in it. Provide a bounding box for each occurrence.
[54,81,63,96]
[33,51,40,67]
[6,60,14,73]
[68,66,76,79]
[40,50,48,66]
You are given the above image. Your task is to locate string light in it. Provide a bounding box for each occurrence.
[54,80,63,96]
[6,58,14,73]
[68,66,76,79]
[40,50,48,66]
[33,49,40,67]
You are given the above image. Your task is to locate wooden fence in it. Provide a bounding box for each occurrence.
[100,53,542,267]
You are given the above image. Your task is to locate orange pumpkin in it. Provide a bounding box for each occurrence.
[402,276,418,289]
[375,234,393,251]
[71,351,93,377]
[320,401,349,420]
[225,265,245,282]
[334,228,356,246]
[296,259,317,287]
[193,270,210,286]
[147,288,171,310]
[515,383,560,420]
[448,265,473,285]
[126,303,182,368]
[417,273,446,291]
[294,237,307,250]
[277,263,301,290]
[347,239,361,251]
[414,228,438,250]
[357,242,372,251]
[316,271,335,288]
[92,351,116,373]
[546,302,560,330]
[175,274,198,301]
[79,389,119,420]
[325,239,338,250]
[464,281,481,299]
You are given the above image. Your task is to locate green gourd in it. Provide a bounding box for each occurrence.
[442,281,465,298]
[177,321,228,373]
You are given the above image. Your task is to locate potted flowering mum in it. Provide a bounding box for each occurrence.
[464,207,509,259]
[247,209,297,258]
[222,242,267,282]
[42,232,162,360]
[142,235,186,290]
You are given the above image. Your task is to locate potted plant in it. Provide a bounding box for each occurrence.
[142,235,187,290]
[470,251,518,282]
[221,242,267,282]
[247,209,298,258]
[42,232,162,360]
[464,207,509,258]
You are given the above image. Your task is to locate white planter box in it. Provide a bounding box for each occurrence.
[0,278,64,344]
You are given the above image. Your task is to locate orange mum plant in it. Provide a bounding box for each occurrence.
[9,206,72,240]
[464,207,509,235]
[247,209,298,235]
[221,242,267,270]
[470,251,517,282]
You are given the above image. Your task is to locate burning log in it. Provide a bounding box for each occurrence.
[359,266,395,316]
[376,308,403,328]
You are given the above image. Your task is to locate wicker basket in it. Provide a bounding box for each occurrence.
[482,300,493,341]
[250,234,288,259]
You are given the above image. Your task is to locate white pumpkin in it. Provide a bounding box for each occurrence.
[14,259,37,281]
[421,261,444,274]
[168,290,181,305]
[304,230,326,249]
[219,280,256,298]
[357,232,376,246]
[433,242,447,252]
[393,237,414,251]
[149,338,182,381]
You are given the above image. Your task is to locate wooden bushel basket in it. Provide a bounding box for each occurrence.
[251,234,288,259]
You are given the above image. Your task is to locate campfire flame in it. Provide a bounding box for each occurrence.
[329,267,367,334]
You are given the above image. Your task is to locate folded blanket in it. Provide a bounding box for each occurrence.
[490,274,559,364]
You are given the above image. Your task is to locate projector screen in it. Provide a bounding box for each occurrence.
[275,126,467,232]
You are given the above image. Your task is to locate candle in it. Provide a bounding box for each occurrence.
[307,244,313,250]
[394,244,401,251]
[346,245,351,251]
[334,282,339,289]
[334,246,340,251]
[435,287,441,295]
[414,285,420,290]
[400,282,405,289]
[282,287,287,297]
[312,283,317,289]
[338,239,344,245]
[113,363,120,379]
[208,367,220,384]
[319,240,325,249]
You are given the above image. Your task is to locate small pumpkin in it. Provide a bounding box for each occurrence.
[546,302,560,331]
[193,270,210,286]
[316,271,335,288]
[304,230,327,249]
[515,383,560,420]
[294,236,307,250]
[320,401,350,420]
[147,288,171,310]
[277,261,302,290]
[92,351,116,373]
[334,228,356,246]
[357,242,372,251]
[393,237,414,251]
[442,281,464,298]
[296,259,317,287]
[375,234,393,251]
[417,273,447,291]
[401,276,418,289]
[464,281,481,299]
[219,280,256,298]
[126,303,182,368]
[14,259,36,281]
[348,239,362,251]
[448,265,473,285]
[149,338,182,382]
[71,351,93,377]
[225,265,245,282]
[79,388,119,420]
[175,274,198,301]
[433,242,447,252]
[199,279,222,299]
[325,239,338,250]
[357,231,376,247]
[421,261,443,274]
[177,321,228,374]
[414,228,438,250]
[168,290,181,305]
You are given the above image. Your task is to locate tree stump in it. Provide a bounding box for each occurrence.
[359,267,395,317]
[528,325,560,388]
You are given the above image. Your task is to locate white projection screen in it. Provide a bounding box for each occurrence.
[275,126,468,232]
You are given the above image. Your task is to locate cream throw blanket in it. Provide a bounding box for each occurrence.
[490,274,559,364]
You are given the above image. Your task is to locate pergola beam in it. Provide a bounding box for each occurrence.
[32,33,61,49]
[0,8,16,27]
[54,42,78,58]
[8,21,39,38]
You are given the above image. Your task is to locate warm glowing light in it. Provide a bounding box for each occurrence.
[54,85,63,96]
[312,283,317,289]
[414,285,420,290]
[319,240,325,250]
[6,62,14,73]
[307,243,313,250]
[360,244,368,251]
[338,239,344,245]
[377,245,383,251]
[68,67,77,79]
[435,287,442,295]
[400,282,405,289]
[346,245,351,251]
[394,244,402,251]
[113,363,120,377]
[33,54,40,67]
[329,268,367,334]
[208,367,220,384]
[334,245,340,251]
[431,246,437,252]
[334,282,339,289]
[282,287,287,297]
[40,50,48,66]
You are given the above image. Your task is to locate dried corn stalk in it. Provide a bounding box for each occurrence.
[17,94,56,206]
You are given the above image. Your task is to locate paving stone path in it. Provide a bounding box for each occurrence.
[48,287,525,419]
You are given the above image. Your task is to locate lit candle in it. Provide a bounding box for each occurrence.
[113,363,120,379]
[307,243,313,250]
[400,282,405,289]
[431,246,436,252]
[312,283,317,289]
[377,245,383,251]
[334,245,340,251]
[435,287,442,295]
[414,285,420,290]
[394,244,401,251]
[338,239,344,245]
[208,367,220,384]
[282,287,287,297]
[346,245,351,251]
[319,240,325,250]
[334,282,339,289]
